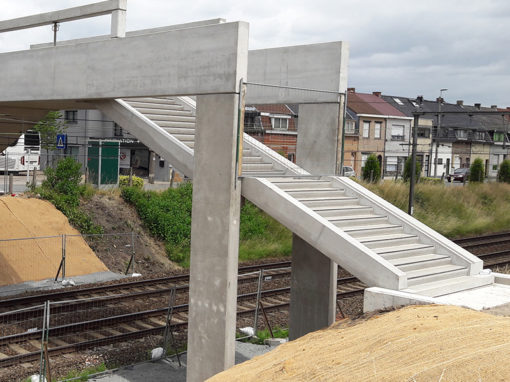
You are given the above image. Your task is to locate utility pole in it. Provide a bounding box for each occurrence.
[434,88,447,177]
[408,112,420,215]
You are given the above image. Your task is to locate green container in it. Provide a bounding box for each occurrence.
[87,140,119,188]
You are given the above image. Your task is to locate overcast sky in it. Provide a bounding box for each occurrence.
[1,0,509,107]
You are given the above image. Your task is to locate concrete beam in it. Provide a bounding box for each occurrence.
[30,18,226,49]
[0,21,248,102]
[0,0,126,33]
[246,41,349,104]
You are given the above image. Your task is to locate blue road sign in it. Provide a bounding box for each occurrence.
[56,134,67,149]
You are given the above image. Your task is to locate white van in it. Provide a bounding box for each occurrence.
[0,131,41,173]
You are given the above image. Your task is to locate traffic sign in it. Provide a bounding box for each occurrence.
[56,134,67,149]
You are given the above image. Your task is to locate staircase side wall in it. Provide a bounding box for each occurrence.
[332,176,483,275]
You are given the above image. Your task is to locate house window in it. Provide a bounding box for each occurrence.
[272,117,289,130]
[494,132,505,142]
[386,156,397,172]
[374,122,382,139]
[65,110,78,124]
[457,129,467,139]
[114,123,123,137]
[345,120,356,134]
[474,131,485,140]
[418,128,430,138]
[437,158,443,165]
[391,125,404,141]
[362,121,370,138]
[361,154,368,167]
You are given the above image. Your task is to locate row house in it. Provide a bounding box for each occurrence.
[245,104,298,163]
[346,89,412,177]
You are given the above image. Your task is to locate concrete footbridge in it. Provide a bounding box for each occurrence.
[2,2,510,381]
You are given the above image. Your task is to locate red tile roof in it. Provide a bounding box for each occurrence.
[348,92,406,117]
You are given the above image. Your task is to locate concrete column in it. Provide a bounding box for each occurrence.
[289,235,338,339]
[187,93,241,382]
[148,151,156,184]
[110,9,126,38]
[290,102,342,339]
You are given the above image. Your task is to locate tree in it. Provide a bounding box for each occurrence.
[33,111,67,167]
[362,154,381,182]
[498,159,510,183]
[403,157,422,183]
[469,158,485,183]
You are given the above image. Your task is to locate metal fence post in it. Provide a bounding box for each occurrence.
[124,232,136,275]
[62,234,66,280]
[8,173,13,194]
[39,300,51,381]
[253,269,264,336]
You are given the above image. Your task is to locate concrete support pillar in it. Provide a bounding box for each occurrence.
[290,102,343,339]
[289,235,338,340]
[148,151,156,184]
[187,93,241,382]
[110,9,126,38]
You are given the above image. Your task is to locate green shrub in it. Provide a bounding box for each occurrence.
[498,160,510,183]
[37,157,103,234]
[119,175,144,189]
[469,158,485,182]
[420,177,442,184]
[403,157,422,183]
[362,154,381,182]
[122,183,291,267]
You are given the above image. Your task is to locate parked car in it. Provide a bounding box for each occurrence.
[343,166,356,177]
[446,167,470,182]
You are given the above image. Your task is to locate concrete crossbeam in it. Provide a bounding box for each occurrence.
[0,0,126,33]
[247,41,349,104]
[30,18,226,49]
[0,22,248,102]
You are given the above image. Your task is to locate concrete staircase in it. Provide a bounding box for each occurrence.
[97,96,490,300]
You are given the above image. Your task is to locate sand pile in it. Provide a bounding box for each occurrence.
[0,197,107,285]
[210,305,510,381]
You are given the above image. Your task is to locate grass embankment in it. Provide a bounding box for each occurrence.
[364,181,510,238]
[121,183,291,267]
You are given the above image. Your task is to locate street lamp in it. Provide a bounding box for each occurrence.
[433,88,448,177]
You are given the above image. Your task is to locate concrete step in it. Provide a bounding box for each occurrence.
[241,170,286,177]
[286,189,347,199]
[330,215,389,228]
[375,243,435,260]
[299,197,359,208]
[184,142,194,149]
[145,114,196,123]
[241,163,274,171]
[316,205,373,218]
[164,127,196,135]
[406,264,468,286]
[125,102,185,111]
[344,224,404,238]
[133,107,192,116]
[274,180,333,190]
[242,156,264,163]
[128,97,182,105]
[403,275,494,297]
[389,253,451,271]
[157,121,196,129]
[357,234,418,249]
[171,134,195,142]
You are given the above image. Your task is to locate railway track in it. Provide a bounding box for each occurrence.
[1,232,509,374]
[0,276,364,368]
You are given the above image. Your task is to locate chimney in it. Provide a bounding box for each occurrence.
[372,91,381,97]
[474,103,481,110]
[436,97,444,103]
[491,105,498,110]
[347,87,355,93]
[456,100,464,106]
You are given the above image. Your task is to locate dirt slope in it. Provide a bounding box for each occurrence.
[210,305,510,382]
[80,192,178,275]
[0,197,107,285]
